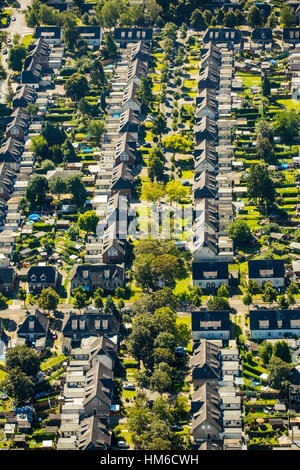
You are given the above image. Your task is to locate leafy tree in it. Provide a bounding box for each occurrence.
[148,155,165,182]
[17,288,27,306]
[90,57,106,87]
[100,0,121,29]
[62,138,76,162]
[0,62,7,82]
[73,289,88,311]
[89,120,105,145]
[246,280,261,295]
[137,76,153,112]
[78,210,100,233]
[287,283,298,295]
[223,11,236,28]
[94,295,103,309]
[30,135,49,160]
[64,73,89,101]
[242,292,252,310]
[268,356,292,390]
[262,74,271,98]
[247,5,263,27]
[38,287,60,311]
[26,175,49,208]
[165,181,188,203]
[49,176,67,200]
[247,164,276,213]
[268,11,278,28]
[217,285,229,298]
[5,345,40,377]
[0,293,8,310]
[274,111,300,145]
[277,294,289,310]
[140,181,165,203]
[259,341,273,366]
[152,113,167,141]
[63,20,79,51]
[66,174,86,204]
[3,369,34,405]
[207,296,230,311]
[77,98,90,116]
[273,340,292,363]
[68,225,79,241]
[146,0,163,24]
[256,136,275,164]
[262,282,277,306]
[128,314,156,369]
[103,33,118,59]
[227,219,252,248]
[7,44,27,72]
[280,5,294,27]
[42,122,66,147]
[150,362,173,393]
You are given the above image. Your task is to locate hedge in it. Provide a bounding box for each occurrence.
[45,114,73,123]
[33,223,53,232]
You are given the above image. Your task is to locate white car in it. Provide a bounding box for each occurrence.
[117,441,130,448]
[11,17,16,21]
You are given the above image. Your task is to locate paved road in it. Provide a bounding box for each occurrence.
[0,0,33,102]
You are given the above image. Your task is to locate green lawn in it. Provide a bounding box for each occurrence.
[277,99,300,112]
[22,34,35,48]
[173,275,192,295]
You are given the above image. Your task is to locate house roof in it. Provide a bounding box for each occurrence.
[250,309,300,331]
[127,58,148,82]
[27,265,58,284]
[203,28,241,44]
[77,26,101,40]
[193,170,216,199]
[192,261,228,281]
[195,116,218,142]
[35,26,62,40]
[114,27,153,42]
[283,27,300,42]
[248,259,285,279]
[0,137,23,162]
[70,263,124,285]
[190,339,220,380]
[110,163,134,191]
[118,109,140,135]
[17,308,49,336]
[131,40,150,62]
[83,362,112,409]
[0,267,15,285]
[192,310,230,333]
[192,383,221,432]
[61,312,119,337]
[251,28,273,42]
[13,85,36,107]
[194,198,218,232]
[76,415,111,450]
[122,82,141,108]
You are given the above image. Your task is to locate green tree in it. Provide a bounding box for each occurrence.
[5,345,40,377]
[268,11,278,28]
[73,290,88,311]
[258,341,273,366]
[247,5,263,27]
[140,181,165,203]
[90,57,106,87]
[280,5,294,27]
[138,76,153,112]
[152,113,167,141]
[89,120,106,145]
[273,340,292,363]
[207,296,230,311]
[165,180,188,203]
[49,176,67,200]
[26,175,49,208]
[37,287,60,311]
[227,219,252,248]
[242,292,252,311]
[0,293,8,310]
[7,44,27,72]
[78,210,100,233]
[247,164,276,213]
[150,362,173,393]
[148,155,165,182]
[274,111,300,145]
[262,282,277,307]
[64,73,89,101]
[217,285,229,298]
[3,369,34,405]
[66,174,86,204]
[268,356,292,390]
[17,288,27,307]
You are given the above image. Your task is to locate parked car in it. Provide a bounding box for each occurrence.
[123,383,135,390]
[11,17,16,21]
[3,48,7,54]
[171,425,183,432]
[117,441,130,448]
